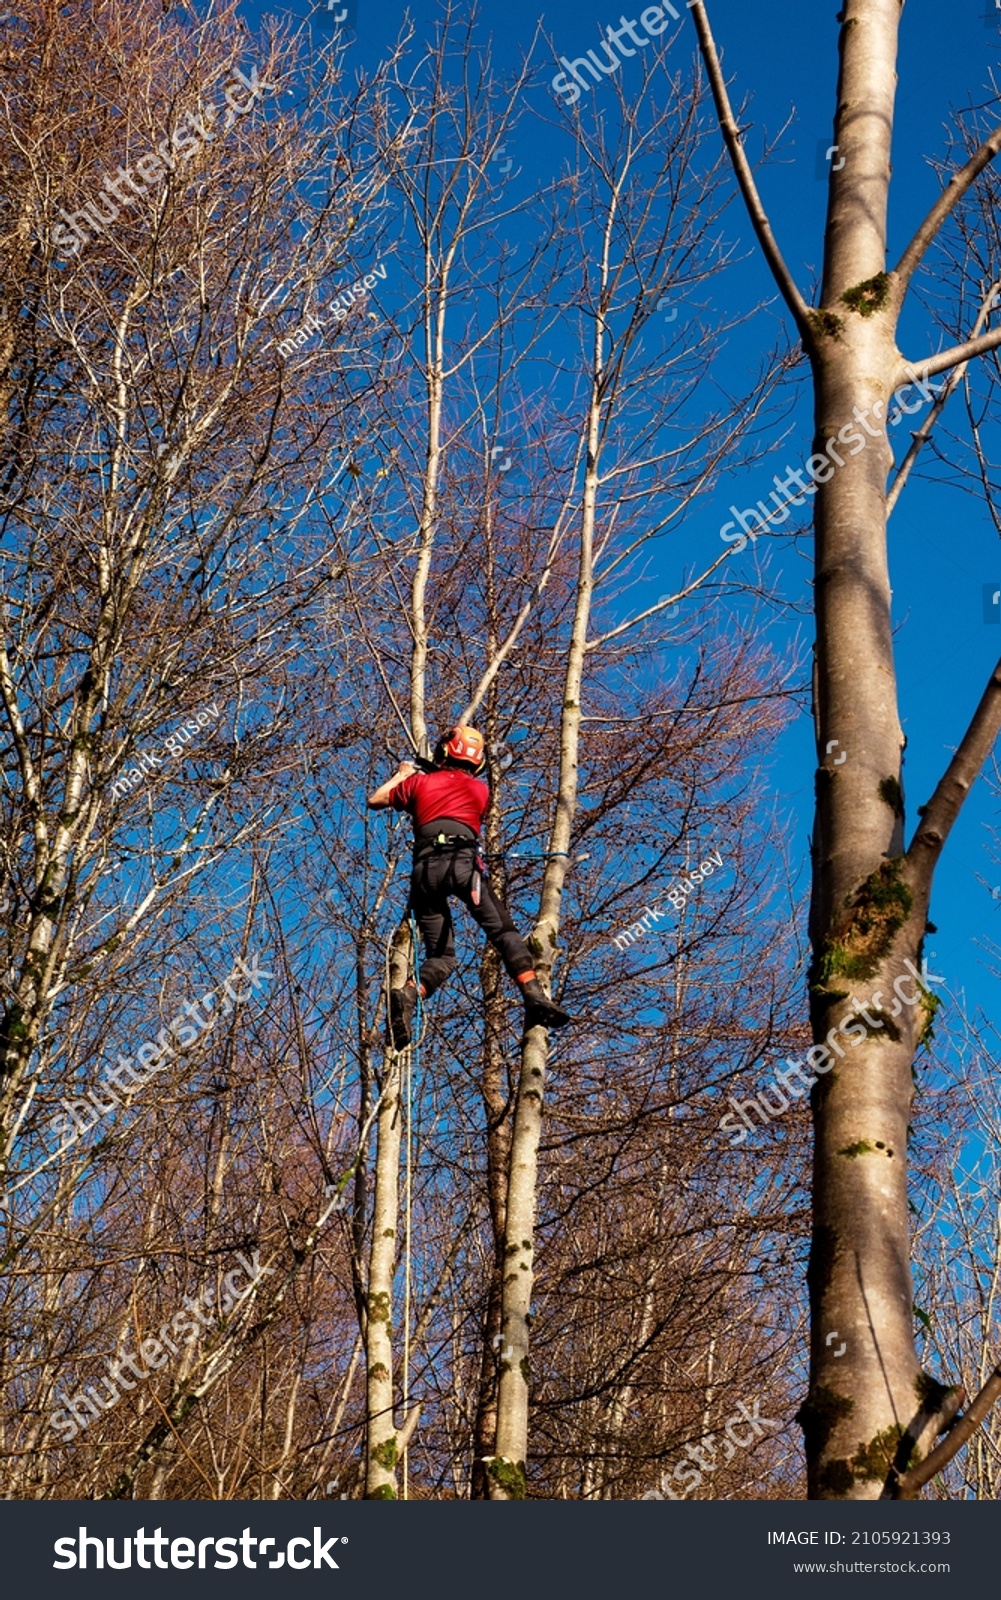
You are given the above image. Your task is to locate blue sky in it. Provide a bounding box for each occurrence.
[252,0,1001,1035]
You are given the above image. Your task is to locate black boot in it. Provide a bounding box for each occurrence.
[520,977,571,1031]
[389,984,417,1051]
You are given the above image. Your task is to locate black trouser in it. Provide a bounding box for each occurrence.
[408,844,535,997]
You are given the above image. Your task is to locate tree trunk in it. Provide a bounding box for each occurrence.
[363,922,411,1498]
[488,326,601,1501]
[686,0,1001,1497]
[798,0,946,1499]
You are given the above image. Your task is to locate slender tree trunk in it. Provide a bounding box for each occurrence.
[409,291,446,756]
[488,304,603,1499]
[362,176,453,1492]
[468,599,516,1496]
[363,923,410,1498]
[469,844,512,1494]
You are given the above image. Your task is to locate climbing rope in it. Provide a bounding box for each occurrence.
[501,852,570,862]
[480,848,590,863]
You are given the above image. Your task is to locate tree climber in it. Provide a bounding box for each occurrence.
[367,723,572,1049]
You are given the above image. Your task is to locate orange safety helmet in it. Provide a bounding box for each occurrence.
[435,724,486,770]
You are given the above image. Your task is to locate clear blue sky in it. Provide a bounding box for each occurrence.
[254,0,1001,1034]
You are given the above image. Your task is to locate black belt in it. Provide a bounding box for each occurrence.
[414,831,479,859]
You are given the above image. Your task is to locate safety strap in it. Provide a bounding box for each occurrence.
[415,832,478,857]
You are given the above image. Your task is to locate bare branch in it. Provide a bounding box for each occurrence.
[887,278,1001,515]
[585,553,729,652]
[688,1,811,340]
[457,564,557,726]
[907,658,1001,895]
[890,1367,1001,1499]
[894,125,1001,294]
[897,322,1001,387]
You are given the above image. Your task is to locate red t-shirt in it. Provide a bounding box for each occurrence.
[391,769,489,834]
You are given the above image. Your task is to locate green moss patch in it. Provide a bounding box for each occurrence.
[918,984,941,1046]
[818,858,913,982]
[839,1140,874,1158]
[367,1291,391,1326]
[372,1437,398,1470]
[851,1424,918,1481]
[841,271,891,317]
[486,1456,527,1499]
[808,308,845,341]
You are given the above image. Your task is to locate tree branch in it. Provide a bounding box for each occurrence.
[398,1401,422,1456]
[586,550,730,652]
[688,1,812,340]
[894,125,1001,294]
[890,1366,1001,1499]
[896,323,1001,388]
[887,279,1001,515]
[457,522,567,725]
[906,657,1001,895]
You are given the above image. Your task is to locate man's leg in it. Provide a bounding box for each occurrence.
[411,854,460,993]
[456,863,570,1030]
[390,858,456,1050]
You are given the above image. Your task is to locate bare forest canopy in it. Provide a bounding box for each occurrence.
[1,0,1001,1505]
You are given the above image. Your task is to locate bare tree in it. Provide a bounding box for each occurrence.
[691,0,1001,1497]
[0,0,403,1497]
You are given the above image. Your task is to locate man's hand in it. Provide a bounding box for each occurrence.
[368,760,419,809]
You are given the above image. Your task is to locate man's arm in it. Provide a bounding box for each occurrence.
[367,762,417,809]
